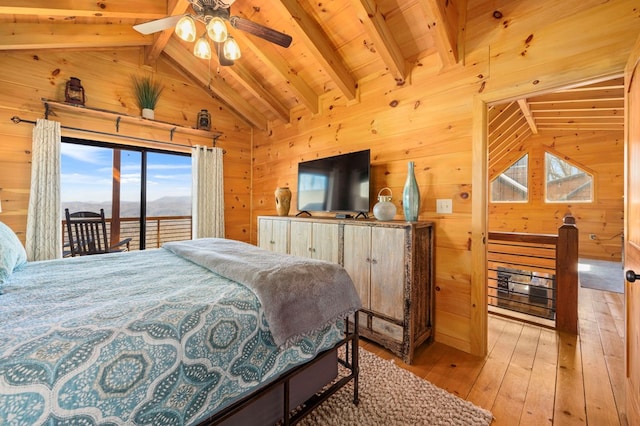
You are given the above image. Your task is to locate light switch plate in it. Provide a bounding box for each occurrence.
[436,199,453,214]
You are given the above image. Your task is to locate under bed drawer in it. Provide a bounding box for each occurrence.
[218,349,338,426]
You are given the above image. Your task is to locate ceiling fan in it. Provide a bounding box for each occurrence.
[133,0,292,65]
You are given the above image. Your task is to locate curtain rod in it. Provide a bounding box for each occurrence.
[10,116,221,152]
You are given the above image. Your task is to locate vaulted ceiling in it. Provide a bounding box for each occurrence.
[0,0,462,130]
[0,1,625,134]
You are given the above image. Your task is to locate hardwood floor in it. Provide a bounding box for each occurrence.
[361,285,626,425]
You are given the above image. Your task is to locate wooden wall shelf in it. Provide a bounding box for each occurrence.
[41,99,222,142]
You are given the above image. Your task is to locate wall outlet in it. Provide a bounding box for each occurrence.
[436,199,453,214]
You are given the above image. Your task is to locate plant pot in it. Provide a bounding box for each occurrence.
[142,108,155,120]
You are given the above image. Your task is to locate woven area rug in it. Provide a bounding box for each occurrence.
[579,258,624,293]
[298,348,493,426]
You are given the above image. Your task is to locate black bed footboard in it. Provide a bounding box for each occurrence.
[201,314,360,426]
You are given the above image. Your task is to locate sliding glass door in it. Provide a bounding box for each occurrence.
[61,138,191,251]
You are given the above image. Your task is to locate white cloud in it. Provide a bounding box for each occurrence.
[61,144,108,165]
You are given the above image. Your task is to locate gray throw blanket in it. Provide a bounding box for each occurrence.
[163,238,362,347]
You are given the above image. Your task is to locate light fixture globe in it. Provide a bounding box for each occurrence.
[223,36,241,60]
[193,36,212,59]
[206,17,228,43]
[175,15,196,42]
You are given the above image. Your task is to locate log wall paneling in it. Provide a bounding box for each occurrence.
[0,49,252,244]
[489,130,623,261]
[0,0,638,356]
[252,0,639,355]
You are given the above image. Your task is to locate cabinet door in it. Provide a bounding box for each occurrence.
[289,221,313,258]
[370,227,405,321]
[312,223,339,263]
[343,225,371,309]
[258,218,289,254]
[271,219,290,254]
[290,222,339,262]
[258,218,273,250]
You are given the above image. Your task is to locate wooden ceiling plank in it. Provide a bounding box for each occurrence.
[351,0,408,85]
[222,61,291,124]
[517,98,539,135]
[231,30,319,114]
[0,0,167,19]
[277,0,357,101]
[417,0,460,67]
[163,38,268,130]
[528,97,624,105]
[144,0,190,65]
[0,23,150,50]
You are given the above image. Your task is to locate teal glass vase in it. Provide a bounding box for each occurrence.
[402,161,420,221]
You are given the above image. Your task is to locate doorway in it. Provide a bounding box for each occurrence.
[470,73,625,356]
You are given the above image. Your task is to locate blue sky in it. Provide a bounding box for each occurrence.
[61,143,191,203]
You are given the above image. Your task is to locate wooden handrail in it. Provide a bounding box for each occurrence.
[487,214,579,334]
[488,231,558,245]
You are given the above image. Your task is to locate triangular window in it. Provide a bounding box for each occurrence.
[490,154,528,203]
[545,152,593,202]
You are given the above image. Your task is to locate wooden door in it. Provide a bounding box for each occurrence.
[257,218,272,250]
[343,224,371,309]
[624,35,640,425]
[271,219,290,254]
[258,218,289,254]
[289,221,312,258]
[312,223,339,263]
[370,227,405,321]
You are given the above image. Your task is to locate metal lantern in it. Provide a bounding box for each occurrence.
[373,187,397,221]
[65,77,85,105]
[197,109,211,131]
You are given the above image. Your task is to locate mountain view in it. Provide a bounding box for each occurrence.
[62,196,191,217]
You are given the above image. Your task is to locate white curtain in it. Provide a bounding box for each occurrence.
[26,119,62,261]
[192,146,225,238]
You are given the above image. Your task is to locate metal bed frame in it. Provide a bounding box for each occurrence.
[200,315,360,425]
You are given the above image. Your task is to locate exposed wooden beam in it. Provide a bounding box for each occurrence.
[231,29,319,115]
[163,37,268,130]
[277,0,357,101]
[517,98,539,135]
[144,0,190,65]
[350,0,408,85]
[418,0,460,66]
[0,0,167,19]
[0,23,150,50]
[221,61,291,124]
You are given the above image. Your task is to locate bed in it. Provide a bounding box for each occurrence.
[0,223,362,425]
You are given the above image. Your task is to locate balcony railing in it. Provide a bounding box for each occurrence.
[63,215,192,252]
[487,215,579,333]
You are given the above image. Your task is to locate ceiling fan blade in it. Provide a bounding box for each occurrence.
[133,15,185,35]
[214,42,234,66]
[229,16,292,48]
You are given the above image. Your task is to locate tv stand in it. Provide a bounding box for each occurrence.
[354,212,368,219]
[296,211,312,217]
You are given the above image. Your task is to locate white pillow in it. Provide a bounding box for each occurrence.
[0,221,28,285]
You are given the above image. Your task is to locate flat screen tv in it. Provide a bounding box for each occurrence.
[297,149,370,214]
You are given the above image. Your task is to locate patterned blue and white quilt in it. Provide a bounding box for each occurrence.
[0,247,344,425]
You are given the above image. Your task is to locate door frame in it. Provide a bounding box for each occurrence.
[470,73,624,356]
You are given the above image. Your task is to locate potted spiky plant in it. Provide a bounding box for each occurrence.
[132,75,164,120]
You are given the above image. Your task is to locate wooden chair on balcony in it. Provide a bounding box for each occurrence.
[64,208,132,257]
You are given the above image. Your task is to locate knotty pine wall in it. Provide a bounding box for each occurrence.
[0,48,252,244]
[0,0,637,355]
[489,130,624,261]
[252,0,640,353]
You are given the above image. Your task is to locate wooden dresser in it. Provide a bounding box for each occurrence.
[257,216,434,364]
